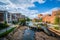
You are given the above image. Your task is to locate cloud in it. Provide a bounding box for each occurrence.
[40,7,60,15]
[10,0,35,8]
[31,0,46,4]
[0,2,8,5]
[0,5,6,10]
[0,0,59,19]
[0,0,40,19]
[37,0,46,4]
[2,0,59,19]
[16,8,38,19]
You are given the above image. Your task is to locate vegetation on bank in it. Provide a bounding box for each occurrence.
[54,26,60,30]
[54,11,60,30]
[0,27,15,37]
[32,18,42,22]
[54,11,60,25]
[19,17,31,26]
[54,16,60,25]
[0,21,9,30]
[12,21,19,24]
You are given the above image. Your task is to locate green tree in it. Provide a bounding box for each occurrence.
[54,10,60,26]
[39,18,42,22]
[54,16,60,24]
[19,18,26,26]
[26,17,31,21]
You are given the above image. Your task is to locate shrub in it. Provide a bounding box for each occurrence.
[54,16,60,24]
[0,27,15,37]
[54,27,60,30]
[19,19,26,26]
[12,21,18,24]
[0,23,9,30]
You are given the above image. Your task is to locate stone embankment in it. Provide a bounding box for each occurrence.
[35,31,60,40]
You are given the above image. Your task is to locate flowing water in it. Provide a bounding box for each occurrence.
[23,28,35,40]
[22,22,60,40]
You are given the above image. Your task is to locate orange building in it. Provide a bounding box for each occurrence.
[42,11,58,24]
[38,10,60,24]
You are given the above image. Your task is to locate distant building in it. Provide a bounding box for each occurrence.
[42,14,52,23]
[0,10,8,23]
[38,10,60,24]
[43,10,60,24]
[10,13,21,21]
[0,10,26,24]
[38,14,43,18]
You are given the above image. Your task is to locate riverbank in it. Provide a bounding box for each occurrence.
[0,26,60,40]
[35,31,60,40]
[0,26,28,40]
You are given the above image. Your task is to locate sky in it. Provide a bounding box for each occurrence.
[0,0,60,19]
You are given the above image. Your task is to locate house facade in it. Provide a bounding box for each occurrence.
[0,11,23,24]
[38,10,60,24]
[0,10,8,23]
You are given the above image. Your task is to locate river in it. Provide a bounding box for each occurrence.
[0,26,60,40]
[22,28,35,40]
[22,22,60,40]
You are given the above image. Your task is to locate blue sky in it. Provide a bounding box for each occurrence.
[28,0,60,13]
[0,0,60,19]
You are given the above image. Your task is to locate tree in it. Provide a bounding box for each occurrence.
[54,10,60,26]
[39,18,42,22]
[26,17,31,21]
[19,18,26,26]
[54,16,60,24]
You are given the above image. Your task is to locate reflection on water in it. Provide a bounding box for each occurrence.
[23,28,35,40]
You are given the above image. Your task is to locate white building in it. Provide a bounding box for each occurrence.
[0,10,26,24]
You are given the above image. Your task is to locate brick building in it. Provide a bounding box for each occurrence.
[38,10,60,24]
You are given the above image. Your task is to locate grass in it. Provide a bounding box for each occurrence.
[0,27,16,37]
[54,26,60,30]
